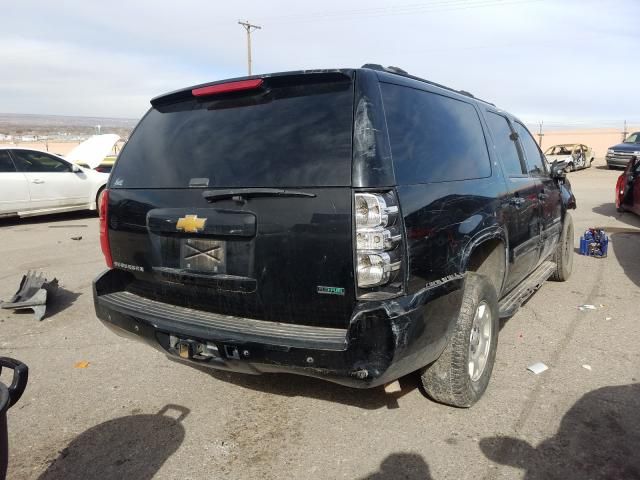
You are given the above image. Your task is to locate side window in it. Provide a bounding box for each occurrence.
[514,122,546,175]
[0,151,16,172]
[485,112,525,176]
[381,83,491,184]
[11,150,71,173]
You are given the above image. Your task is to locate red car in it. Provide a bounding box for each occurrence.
[616,155,640,213]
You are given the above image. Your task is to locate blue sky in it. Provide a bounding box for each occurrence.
[2,0,639,127]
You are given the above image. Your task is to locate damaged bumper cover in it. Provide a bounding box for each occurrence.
[93,269,464,388]
[1,271,58,321]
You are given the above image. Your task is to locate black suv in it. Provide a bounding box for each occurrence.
[93,65,576,407]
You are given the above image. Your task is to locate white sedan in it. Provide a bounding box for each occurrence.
[0,146,109,218]
[544,144,595,172]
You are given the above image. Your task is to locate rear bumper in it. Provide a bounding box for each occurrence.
[93,269,464,388]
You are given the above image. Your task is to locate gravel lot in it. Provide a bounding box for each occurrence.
[1,161,639,480]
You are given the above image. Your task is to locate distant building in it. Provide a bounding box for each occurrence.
[20,135,37,142]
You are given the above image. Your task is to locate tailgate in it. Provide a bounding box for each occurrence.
[107,188,355,328]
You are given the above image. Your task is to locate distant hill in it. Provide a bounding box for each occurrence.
[0,113,137,140]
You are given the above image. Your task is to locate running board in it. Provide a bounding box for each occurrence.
[498,261,555,318]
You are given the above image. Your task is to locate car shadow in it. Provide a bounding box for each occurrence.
[586,203,640,287]
[592,202,640,229]
[610,231,640,288]
[0,210,96,227]
[358,453,432,479]
[181,359,421,410]
[479,383,640,479]
[37,405,189,480]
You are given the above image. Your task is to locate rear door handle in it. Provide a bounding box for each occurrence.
[31,179,45,184]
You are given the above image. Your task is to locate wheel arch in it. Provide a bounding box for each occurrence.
[94,183,107,211]
[461,227,508,297]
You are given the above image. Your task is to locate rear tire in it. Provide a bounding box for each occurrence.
[551,212,574,281]
[420,273,499,408]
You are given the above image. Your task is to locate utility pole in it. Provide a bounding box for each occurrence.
[622,119,628,142]
[238,20,261,75]
[537,121,544,148]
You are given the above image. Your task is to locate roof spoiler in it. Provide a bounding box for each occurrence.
[151,70,354,108]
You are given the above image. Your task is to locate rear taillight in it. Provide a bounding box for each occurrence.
[354,191,404,298]
[99,189,113,268]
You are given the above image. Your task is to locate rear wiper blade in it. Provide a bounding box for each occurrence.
[203,188,316,202]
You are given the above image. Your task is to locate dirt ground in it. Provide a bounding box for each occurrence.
[1,159,639,480]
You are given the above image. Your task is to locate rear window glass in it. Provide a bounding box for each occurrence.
[381,83,491,184]
[111,78,354,188]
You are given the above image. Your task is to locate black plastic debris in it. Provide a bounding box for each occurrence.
[0,272,58,321]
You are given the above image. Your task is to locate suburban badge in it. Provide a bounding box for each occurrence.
[317,286,345,296]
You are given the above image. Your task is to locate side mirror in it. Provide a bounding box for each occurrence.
[550,159,567,179]
[71,164,82,173]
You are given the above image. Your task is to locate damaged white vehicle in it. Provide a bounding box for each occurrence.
[0,135,118,218]
[544,144,595,172]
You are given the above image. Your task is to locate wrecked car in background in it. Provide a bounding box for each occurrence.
[93,65,576,407]
[68,134,120,173]
[606,131,640,169]
[544,144,594,171]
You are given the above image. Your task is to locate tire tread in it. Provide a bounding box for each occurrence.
[420,273,498,407]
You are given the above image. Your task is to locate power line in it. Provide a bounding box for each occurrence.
[259,0,543,24]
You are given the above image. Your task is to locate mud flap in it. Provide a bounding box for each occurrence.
[0,272,58,321]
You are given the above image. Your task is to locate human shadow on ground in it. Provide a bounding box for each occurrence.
[358,453,432,479]
[37,405,189,480]
[480,383,640,479]
[179,359,421,410]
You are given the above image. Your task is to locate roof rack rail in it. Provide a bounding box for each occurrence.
[361,63,495,106]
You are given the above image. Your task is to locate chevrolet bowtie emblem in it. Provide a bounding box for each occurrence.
[176,215,207,233]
